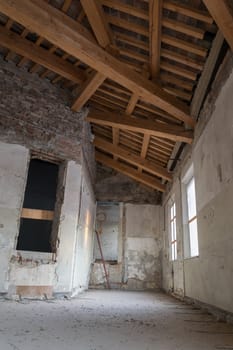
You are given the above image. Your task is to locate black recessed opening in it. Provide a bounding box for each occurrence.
[16,158,59,253]
[17,218,53,252]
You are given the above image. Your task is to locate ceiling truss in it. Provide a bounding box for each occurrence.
[0,0,229,193]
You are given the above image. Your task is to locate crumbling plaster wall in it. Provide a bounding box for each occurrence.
[90,203,162,290]
[0,142,29,293]
[162,53,233,313]
[125,204,162,290]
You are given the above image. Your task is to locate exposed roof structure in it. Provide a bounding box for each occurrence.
[0,0,232,193]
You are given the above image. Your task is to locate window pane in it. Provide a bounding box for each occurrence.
[173,202,176,217]
[187,178,197,219]
[170,205,173,220]
[174,242,177,260]
[173,219,176,241]
[189,219,199,257]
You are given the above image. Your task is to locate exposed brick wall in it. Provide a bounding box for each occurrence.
[95,164,162,204]
[0,58,95,181]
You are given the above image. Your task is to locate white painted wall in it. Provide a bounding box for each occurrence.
[0,142,29,292]
[163,65,233,313]
[54,161,82,293]
[184,67,233,313]
[71,170,96,295]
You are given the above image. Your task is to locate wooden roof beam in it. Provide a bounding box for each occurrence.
[80,0,114,50]
[72,71,106,111]
[0,0,194,127]
[202,0,233,52]
[94,136,172,181]
[87,110,193,143]
[96,151,166,192]
[0,26,86,84]
[149,0,162,79]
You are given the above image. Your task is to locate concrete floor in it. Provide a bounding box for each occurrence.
[0,290,233,350]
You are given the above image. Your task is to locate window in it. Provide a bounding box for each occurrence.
[186,177,199,257]
[16,158,59,253]
[170,201,177,261]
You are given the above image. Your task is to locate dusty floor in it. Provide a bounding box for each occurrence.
[0,290,233,350]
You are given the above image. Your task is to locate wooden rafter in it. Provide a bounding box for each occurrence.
[87,110,193,143]
[72,71,106,111]
[94,137,172,182]
[0,26,86,83]
[149,0,162,79]
[138,134,150,174]
[202,0,233,51]
[80,0,113,49]
[0,0,195,127]
[126,93,139,115]
[96,151,166,192]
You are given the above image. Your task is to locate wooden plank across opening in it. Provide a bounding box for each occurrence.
[21,208,54,221]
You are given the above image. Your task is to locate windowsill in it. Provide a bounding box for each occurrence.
[184,255,199,260]
[94,259,118,265]
[14,250,54,262]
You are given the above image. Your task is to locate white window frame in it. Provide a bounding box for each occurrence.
[169,199,177,261]
[182,165,199,258]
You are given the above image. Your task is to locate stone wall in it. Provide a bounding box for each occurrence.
[95,163,162,204]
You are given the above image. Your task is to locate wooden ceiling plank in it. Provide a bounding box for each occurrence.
[164,87,192,102]
[96,88,128,103]
[107,12,205,40]
[160,61,197,80]
[101,0,148,20]
[149,0,162,79]
[115,32,149,51]
[96,151,166,192]
[92,93,127,109]
[87,110,193,143]
[163,0,213,23]
[202,0,233,52]
[0,26,86,84]
[72,71,106,111]
[95,136,172,181]
[161,49,203,71]
[0,0,194,126]
[160,73,194,91]
[162,34,208,57]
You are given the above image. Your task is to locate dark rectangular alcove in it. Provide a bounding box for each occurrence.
[17,158,59,253]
